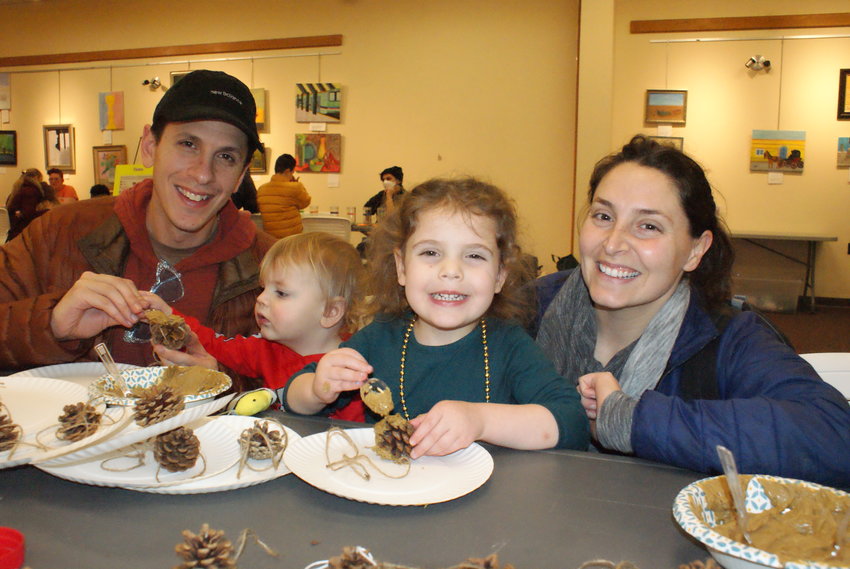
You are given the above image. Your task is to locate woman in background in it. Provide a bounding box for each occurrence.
[6,170,46,242]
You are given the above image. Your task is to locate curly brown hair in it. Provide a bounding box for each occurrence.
[355,177,535,326]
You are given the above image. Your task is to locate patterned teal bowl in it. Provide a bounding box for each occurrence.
[673,474,849,569]
[89,366,231,406]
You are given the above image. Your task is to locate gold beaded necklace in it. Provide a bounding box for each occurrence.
[398,317,490,420]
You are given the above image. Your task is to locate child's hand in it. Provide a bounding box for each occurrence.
[139,291,172,315]
[407,400,484,459]
[151,329,219,370]
[312,348,372,404]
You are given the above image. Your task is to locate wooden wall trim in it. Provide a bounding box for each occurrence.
[0,34,343,68]
[631,13,850,34]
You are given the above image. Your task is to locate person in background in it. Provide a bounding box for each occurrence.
[364,165,405,220]
[47,168,78,204]
[146,232,365,421]
[89,184,111,198]
[0,69,275,383]
[231,173,259,213]
[5,171,46,242]
[286,177,589,457]
[535,134,850,486]
[256,153,311,238]
[22,168,58,211]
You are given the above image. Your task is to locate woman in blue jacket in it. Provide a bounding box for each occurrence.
[537,135,850,486]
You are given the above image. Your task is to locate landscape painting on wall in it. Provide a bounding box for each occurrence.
[0,130,16,165]
[645,90,687,124]
[750,130,805,172]
[294,133,341,172]
[295,83,341,123]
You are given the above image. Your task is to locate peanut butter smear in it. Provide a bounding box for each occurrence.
[362,382,394,416]
[695,476,850,565]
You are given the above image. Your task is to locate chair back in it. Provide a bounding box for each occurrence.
[300,214,351,243]
[800,352,850,400]
[0,207,9,243]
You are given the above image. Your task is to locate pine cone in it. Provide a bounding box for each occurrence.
[328,546,380,569]
[239,421,286,460]
[148,309,191,350]
[154,426,200,473]
[133,384,185,427]
[0,403,21,452]
[173,523,235,569]
[56,402,102,442]
[372,414,414,463]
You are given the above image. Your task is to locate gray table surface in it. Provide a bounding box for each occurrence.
[0,412,708,569]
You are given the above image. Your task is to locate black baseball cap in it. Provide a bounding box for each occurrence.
[152,69,263,156]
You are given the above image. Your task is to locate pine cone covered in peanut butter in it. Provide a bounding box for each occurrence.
[147,309,190,350]
[56,402,102,442]
[372,414,414,463]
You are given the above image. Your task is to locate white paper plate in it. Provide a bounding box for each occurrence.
[9,362,140,388]
[285,428,494,506]
[38,418,241,488]
[0,376,90,469]
[129,416,301,494]
[34,393,234,467]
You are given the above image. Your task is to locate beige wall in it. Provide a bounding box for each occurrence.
[0,0,579,271]
[604,0,850,298]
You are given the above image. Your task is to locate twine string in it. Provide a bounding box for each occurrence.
[233,528,280,562]
[324,427,410,481]
[237,418,289,479]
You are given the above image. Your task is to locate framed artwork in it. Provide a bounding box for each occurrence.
[750,129,805,172]
[0,130,17,166]
[113,164,153,194]
[92,145,128,187]
[838,137,850,168]
[838,69,850,120]
[252,88,267,130]
[98,91,125,130]
[43,124,75,171]
[295,83,341,123]
[249,147,268,174]
[648,135,684,151]
[170,71,191,87]
[645,90,687,125]
[294,133,341,172]
[0,72,10,111]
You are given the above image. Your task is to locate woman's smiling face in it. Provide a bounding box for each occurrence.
[579,162,711,320]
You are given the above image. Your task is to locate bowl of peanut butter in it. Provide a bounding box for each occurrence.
[674,474,850,569]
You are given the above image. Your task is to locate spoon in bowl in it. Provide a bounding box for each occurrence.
[95,342,129,397]
[716,445,752,545]
[359,377,394,417]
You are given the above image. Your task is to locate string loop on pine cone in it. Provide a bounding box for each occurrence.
[34,399,122,451]
[237,418,288,479]
[324,427,410,481]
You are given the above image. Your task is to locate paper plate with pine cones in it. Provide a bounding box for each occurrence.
[284,428,494,506]
[128,415,301,494]
[89,365,231,406]
[37,417,241,488]
[0,376,91,468]
[8,362,140,388]
[35,392,233,467]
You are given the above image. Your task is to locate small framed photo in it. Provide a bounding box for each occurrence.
[0,130,17,166]
[249,147,268,174]
[43,124,75,171]
[170,70,191,87]
[645,89,687,125]
[648,135,684,151]
[92,145,128,187]
[838,69,850,120]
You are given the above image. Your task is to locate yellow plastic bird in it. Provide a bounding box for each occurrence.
[229,388,277,416]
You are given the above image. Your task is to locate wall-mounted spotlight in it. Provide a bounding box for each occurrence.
[142,77,162,90]
[745,55,771,72]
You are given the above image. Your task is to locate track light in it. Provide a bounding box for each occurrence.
[142,77,162,90]
[745,56,771,71]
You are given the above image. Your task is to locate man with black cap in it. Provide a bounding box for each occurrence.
[0,70,275,381]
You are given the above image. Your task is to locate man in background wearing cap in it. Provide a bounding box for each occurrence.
[0,70,275,384]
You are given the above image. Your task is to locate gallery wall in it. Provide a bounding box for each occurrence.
[0,0,580,270]
[586,0,850,299]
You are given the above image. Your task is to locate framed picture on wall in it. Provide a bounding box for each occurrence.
[43,124,75,171]
[170,71,191,87]
[645,90,687,125]
[0,130,17,166]
[92,145,128,187]
[838,69,850,120]
[648,135,684,151]
[249,147,268,174]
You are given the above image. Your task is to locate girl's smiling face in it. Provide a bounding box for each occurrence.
[579,162,712,321]
[394,206,506,346]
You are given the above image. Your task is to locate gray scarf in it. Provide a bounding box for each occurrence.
[537,268,690,453]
